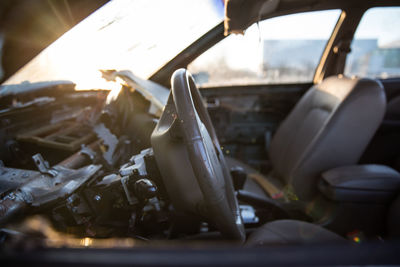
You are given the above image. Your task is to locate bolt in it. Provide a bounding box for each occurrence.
[67,196,80,206]
[94,195,101,202]
[67,196,74,204]
[8,193,15,200]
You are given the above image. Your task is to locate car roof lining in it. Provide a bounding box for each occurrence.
[224,0,400,35]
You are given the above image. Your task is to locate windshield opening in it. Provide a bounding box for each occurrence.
[1,0,223,93]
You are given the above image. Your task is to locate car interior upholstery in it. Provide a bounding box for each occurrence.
[266,76,386,201]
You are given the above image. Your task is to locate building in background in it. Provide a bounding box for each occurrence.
[262,38,400,81]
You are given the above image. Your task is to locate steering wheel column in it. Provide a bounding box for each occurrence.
[151,69,245,242]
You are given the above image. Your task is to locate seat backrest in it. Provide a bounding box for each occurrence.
[385,95,400,120]
[387,194,400,238]
[269,76,386,200]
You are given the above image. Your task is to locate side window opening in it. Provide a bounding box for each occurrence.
[188,10,341,87]
[345,7,400,79]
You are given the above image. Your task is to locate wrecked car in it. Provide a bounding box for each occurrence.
[1,0,400,265]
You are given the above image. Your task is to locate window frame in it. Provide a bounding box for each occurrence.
[342,6,400,80]
[149,2,400,88]
[187,9,344,88]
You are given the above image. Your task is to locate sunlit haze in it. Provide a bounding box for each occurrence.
[3,0,223,90]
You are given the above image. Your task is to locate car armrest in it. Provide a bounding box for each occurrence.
[319,165,400,203]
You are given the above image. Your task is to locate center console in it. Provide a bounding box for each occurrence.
[318,164,400,237]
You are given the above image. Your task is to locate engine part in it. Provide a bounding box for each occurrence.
[58,141,100,169]
[239,205,259,224]
[93,123,119,166]
[32,153,58,177]
[0,190,30,226]
[119,148,151,177]
[0,160,37,194]
[79,144,97,161]
[134,179,157,200]
[0,164,101,227]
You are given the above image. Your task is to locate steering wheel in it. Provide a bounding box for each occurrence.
[151,69,245,242]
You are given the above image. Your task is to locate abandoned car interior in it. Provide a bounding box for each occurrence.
[1,0,400,265]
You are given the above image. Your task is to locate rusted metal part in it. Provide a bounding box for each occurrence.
[32,153,58,177]
[24,164,101,207]
[0,191,30,226]
[58,141,100,169]
[0,162,38,195]
[0,164,101,227]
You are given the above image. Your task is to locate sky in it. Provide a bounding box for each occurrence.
[191,10,341,72]
[354,7,400,46]
[254,7,400,45]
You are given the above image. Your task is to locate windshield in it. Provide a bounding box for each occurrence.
[1,0,223,93]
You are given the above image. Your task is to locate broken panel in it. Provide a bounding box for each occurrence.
[17,120,95,151]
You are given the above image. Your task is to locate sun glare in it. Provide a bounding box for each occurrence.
[3,0,223,91]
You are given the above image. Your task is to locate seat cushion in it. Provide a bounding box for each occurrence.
[246,220,346,246]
